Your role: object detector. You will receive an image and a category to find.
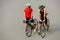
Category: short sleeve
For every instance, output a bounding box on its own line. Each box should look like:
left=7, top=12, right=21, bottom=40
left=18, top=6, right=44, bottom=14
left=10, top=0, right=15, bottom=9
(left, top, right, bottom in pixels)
left=38, top=9, right=40, bottom=12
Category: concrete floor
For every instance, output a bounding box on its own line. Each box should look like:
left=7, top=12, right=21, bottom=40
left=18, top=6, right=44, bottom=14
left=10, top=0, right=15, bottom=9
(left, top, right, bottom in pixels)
left=0, top=0, right=60, bottom=40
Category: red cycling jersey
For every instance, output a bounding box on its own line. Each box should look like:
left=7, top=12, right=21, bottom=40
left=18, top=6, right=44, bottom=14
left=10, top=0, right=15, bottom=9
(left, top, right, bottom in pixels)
left=24, top=7, right=33, bottom=18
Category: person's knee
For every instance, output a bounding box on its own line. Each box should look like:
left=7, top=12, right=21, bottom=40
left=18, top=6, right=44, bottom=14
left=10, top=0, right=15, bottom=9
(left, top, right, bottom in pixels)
left=26, top=23, right=28, bottom=26
left=31, top=23, right=34, bottom=26
left=45, top=22, right=48, bottom=26
left=39, top=22, right=42, bottom=26
left=38, top=23, right=42, bottom=27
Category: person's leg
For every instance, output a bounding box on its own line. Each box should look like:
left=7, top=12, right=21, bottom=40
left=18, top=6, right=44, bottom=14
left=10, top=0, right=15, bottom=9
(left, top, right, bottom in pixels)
left=31, top=19, right=36, bottom=32
left=45, top=19, right=50, bottom=31
left=38, top=21, right=42, bottom=34
left=31, top=23, right=35, bottom=28
left=38, top=23, right=40, bottom=33
left=25, top=19, right=29, bottom=32
left=25, top=23, right=28, bottom=32
left=31, top=22, right=36, bottom=32
left=30, top=19, right=35, bottom=29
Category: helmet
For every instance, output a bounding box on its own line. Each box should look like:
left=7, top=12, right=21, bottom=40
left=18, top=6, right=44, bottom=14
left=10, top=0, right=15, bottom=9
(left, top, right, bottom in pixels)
left=39, top=5, right=45, bottom=9
left=26, top=3, right=31, bottom=6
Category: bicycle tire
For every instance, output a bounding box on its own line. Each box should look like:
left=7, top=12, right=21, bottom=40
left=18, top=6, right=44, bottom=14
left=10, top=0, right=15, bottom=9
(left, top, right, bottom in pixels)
left=34, top=18, right=38, bottom=31
left=40, top=25, right=46, bottom=38
left=47, top=19, right=50, bottom=27
left=26, top=26, right=32, bottom=37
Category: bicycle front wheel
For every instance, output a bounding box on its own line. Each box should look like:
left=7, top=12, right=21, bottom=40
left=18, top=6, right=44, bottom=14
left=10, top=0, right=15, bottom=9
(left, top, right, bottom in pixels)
left=26, top=26, right=32, bottom=37
left=40, top=25, right=46, bottom=38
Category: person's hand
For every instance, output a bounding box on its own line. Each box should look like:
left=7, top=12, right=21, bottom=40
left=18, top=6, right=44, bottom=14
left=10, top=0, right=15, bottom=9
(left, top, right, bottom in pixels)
left=43, top=20, right=45, bottom=22
left=30, top=18, right=32, bottom=20
left=25, top=19, right=26, bottom=21
left=23, top=19, right=26, bottom=23
left=40, top=20, right=42, bottom=22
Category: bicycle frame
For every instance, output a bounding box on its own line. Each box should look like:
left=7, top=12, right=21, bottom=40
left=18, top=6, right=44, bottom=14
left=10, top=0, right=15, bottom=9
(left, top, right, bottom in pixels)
left=42, top=21, right=45, bottom=26
left=40, top=21, right=46, bottom=38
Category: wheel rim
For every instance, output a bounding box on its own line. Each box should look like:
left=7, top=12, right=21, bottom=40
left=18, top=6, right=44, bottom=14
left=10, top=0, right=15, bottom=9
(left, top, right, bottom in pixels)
left=47, top=19, right=50, bottom=26
left=34, top=19, right=38, bottom=30
left=26, top=26, right=32, bottom=37
left=40, top=26, right=46, bottom=38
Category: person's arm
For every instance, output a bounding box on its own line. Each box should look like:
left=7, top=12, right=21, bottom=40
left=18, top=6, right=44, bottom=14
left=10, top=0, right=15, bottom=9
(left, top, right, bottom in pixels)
left=24, top=8, right=26, bottom=19
left=31, top=8, right=33, bottom=19
left=31, top=12, right=33, bottom=19
left=44, top=8, right=47, bottom=20
left=38, top=9, right=41, bottom=20
left=24, top=12, right=25, bottom=19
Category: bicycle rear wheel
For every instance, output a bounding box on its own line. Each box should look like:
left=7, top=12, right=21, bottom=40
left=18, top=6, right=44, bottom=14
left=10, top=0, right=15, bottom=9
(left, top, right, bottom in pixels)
left=26, top=26, right=32, bottom=37
left=47, top=19, right=50, bottom=26
left=34, top=18, right=38, bottom=31
left=40, top=25, right=46, bottom=38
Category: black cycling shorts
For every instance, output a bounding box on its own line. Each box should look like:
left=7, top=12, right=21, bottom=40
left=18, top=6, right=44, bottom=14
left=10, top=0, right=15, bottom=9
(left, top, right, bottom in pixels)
left=40, top=17, right=47, bottom=24
left=26, top=18, right=34, bottom=23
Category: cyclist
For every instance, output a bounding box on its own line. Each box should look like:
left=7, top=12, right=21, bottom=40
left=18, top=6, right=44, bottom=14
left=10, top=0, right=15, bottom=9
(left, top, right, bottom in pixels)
left=24, top=3, right=36, bottom=33
left=38, top=5, right=50, bottom=34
